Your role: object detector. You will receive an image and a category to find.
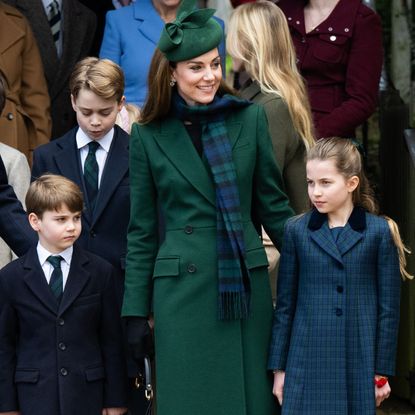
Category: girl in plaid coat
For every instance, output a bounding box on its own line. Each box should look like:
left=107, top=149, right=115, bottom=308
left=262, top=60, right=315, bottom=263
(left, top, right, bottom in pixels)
left=268, top=137, right=412, bottom=414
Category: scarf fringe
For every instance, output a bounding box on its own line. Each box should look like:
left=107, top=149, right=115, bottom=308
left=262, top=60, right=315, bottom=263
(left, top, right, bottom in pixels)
left=218, top=291, right=250, bottom=320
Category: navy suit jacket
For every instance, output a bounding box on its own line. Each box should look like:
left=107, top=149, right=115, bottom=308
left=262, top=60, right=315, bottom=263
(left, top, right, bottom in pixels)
left=0, top=245, right=127, bottom=414
left=31, top=125, right=130, bottom=303
left=0, top=155, right=36, bottom=256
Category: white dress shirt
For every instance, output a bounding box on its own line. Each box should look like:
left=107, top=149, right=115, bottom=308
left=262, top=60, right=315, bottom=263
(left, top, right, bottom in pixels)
left=37, top=243, right=72, bottom=290
left=76, top=127, right=114, bottom=188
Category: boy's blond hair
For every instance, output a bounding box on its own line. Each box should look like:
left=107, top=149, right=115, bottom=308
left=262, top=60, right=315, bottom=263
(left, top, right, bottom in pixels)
left=70, top=57, right=125, bottom=102
left=26, top=174, right=84, bottom=218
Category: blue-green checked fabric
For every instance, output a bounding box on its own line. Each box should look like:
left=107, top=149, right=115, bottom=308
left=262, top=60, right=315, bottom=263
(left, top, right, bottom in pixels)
left=84, top=141, right=100, bottom=210
left=47, top=255, right=63, bottom=302
left=172, top=92, right=252, bottom=320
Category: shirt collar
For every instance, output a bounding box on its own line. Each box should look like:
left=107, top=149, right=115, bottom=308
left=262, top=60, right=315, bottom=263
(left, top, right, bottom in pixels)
left=76, top=127, right=114, bottom=153
left=37, top=242, right=73, bottom=267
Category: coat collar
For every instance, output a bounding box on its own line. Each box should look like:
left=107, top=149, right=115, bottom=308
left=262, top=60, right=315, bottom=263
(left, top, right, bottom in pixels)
left=0, top=3, right=25, bottom=55
left=153, top=113, right=242, bottom=206
left=308, top=206, right=366, bottom=265
left=239, top=79, right=262, bottom=102
left=282, top=0, right=361, bottom=37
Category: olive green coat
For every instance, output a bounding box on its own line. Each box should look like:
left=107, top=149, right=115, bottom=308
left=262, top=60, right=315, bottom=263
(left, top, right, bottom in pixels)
left=122, top=104, right=293, bottom=415
left=240, top=81, right=308, bottom=214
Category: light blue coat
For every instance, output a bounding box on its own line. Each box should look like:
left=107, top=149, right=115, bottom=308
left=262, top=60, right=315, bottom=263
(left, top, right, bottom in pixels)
left=99, top=0, right=226, bottom=107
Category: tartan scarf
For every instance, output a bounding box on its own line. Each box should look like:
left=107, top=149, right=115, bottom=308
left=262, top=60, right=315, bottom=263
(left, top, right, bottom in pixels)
left=172, top=92, right=252, bottom=320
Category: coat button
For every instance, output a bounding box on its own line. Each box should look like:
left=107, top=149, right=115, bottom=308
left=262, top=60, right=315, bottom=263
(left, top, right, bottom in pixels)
left=328, top=27, right=333, bottom=31
left=58, top=342, right=66, bottom=351
left=57, top=318, right=65, bottom=326
left=187, top=264, right=197, bottom=273
left=337, top=286, right=344, bottom=293
left=344, top=28, right=349, bottom=32
left=90, top=229, right=96, bottom=238
left=6, top=112, right=13, bottom=120
left=184, top=225, right=193, bottom=234
left=60, top=368, right=68, bottom=376
left=330, top=35, right=337, bottom=41
left=301, top=37, right=306, bottom=43
left=335, top=308, right=343, bottom=316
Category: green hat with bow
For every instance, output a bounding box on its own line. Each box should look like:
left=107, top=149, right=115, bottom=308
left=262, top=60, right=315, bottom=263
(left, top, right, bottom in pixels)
left=158, top=0, right=223, bottom=62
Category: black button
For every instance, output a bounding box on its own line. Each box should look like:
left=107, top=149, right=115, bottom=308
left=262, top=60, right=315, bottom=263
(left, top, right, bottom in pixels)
left=184, top=225, right=193, bottom=234
left=301, top=37, right=306, bottom=43
left=90, top=230, right=96, bottom=238
left=335, top=308, right=343, bottom=316
left=58, top=318, right=64, bottom=326
left=6, top=112, right=13, bottom=120
left=58, top=342, right=66, bottom=351
left=337, top=286, right=344, bottom=293
left=60, top=368, right=68, bottom=376
left=187, top=264, right=197, bottom=273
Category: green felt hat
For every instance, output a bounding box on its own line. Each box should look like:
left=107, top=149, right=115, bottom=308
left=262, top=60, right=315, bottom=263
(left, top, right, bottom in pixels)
left=158, top=0, right=223, bottom=62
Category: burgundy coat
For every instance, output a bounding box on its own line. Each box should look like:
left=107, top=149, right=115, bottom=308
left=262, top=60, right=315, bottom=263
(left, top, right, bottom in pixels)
left=278, top=0, right=383, bottom=139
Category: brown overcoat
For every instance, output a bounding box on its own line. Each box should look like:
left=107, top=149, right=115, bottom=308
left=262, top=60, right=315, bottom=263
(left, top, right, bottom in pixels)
left=0, top=2, right=51, bottom=159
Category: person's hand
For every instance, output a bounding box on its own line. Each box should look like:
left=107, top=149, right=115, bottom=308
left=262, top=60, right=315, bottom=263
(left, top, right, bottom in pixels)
left=272, top=370, right=285, bottom=405
left=126, top=317, right=154, bottom=362
left=102, top=407, right=128, bottom=415
left=375, top=375, right=391, bottom=407
left=0, top=412, right=21, bottom=415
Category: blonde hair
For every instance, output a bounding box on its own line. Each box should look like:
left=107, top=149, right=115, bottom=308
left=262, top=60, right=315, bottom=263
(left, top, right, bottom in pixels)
left=140, top=48, right=235, bottom=124
left=116, top=103, right=140, bottom=134
left=70, top=57, right=125, bottom=102
left=26, top=174, right=84, bottom=218
left=307, top=137, right=412, bottom=280
left=227, top=1, right=315, bottom=149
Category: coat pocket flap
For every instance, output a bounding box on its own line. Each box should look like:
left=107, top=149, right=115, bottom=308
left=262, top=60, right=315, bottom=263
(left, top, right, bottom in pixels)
left=153, top=257, right=180, bottom=279
left=245, top=248, right=269, bottom=269
left=85, top=366, right=105, bottom=382
left=14, top=369, right=39, bottom=383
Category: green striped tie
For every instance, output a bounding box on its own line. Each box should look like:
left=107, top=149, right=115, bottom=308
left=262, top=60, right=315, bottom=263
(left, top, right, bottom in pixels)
left=84, top=141, right=100, bottom=210
left=47, top=255, right=63, bottom=302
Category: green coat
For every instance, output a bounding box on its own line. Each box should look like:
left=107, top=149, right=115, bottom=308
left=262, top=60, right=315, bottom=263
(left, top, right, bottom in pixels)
left=240, top=80, right=308, bottom=214
left=122, top=103, right=293, bottom=415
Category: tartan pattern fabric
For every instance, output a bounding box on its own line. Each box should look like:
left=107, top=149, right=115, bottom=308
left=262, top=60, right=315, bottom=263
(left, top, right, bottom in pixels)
left=84, top=141, right=100, bottom=211
left=172, top=92, right=252, bottom=320
left=47, top=0, right=61, bottom=50
left=268, top=209, right=401, bottom=414
left=47, top=255, right=63, bottom=302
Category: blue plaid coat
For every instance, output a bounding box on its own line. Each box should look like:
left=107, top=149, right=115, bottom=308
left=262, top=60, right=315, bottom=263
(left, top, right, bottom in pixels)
left=268, top=207, right=401, bottom=414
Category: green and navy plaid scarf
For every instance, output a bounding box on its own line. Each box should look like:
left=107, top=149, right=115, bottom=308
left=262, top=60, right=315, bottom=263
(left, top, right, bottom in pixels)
left=172, top=92, right=252, bottom=320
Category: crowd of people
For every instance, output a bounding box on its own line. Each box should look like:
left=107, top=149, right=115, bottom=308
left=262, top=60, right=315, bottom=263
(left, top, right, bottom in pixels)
left=0, top=1, right=410, bottom=415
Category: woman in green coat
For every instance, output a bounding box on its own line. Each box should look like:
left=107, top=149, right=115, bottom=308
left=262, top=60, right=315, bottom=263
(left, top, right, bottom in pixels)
left=122, top=1, right=294, bottom=414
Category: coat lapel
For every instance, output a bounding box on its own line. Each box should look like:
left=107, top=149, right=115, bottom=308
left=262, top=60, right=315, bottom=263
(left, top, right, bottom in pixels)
left=336, top=223, right=364, bottom=257
left=92, top=128, right=129, bottom=224
left=58, top=247, right=91, bottom=316
left=23, top=247, right=59, bottom=315
left=133, top=0, right=164, bottom=45
left=154, top=116, right=243, bottom=207
left=309, top=222, right=343, bottom=265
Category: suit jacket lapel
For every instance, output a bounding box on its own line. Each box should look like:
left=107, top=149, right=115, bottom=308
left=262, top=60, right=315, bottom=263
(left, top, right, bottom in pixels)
left=309, top=223, right=344, bottom=265
left=23, top=247, right=58, bottom=315
left=93, top=128, right=129, bottom=224
left=59, top=247, right=91, bottom=315
left=53, top=132, right=92, bottom=224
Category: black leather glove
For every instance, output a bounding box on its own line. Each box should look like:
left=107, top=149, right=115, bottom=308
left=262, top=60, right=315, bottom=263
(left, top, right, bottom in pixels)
left=125, top=317, right=154, bottom=361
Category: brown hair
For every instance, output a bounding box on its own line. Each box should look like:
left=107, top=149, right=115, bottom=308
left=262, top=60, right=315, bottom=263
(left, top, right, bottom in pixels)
left=307, top=137, right=413, bottom=280
left=26, top=174, right=84, bottom=218
left=0, top=72, right=6, bottom=115
left=227, top=1, right=315, bottom=149
left=70, top=57, right=125, bottom=102
left=140, top=48, right=235, bottom=124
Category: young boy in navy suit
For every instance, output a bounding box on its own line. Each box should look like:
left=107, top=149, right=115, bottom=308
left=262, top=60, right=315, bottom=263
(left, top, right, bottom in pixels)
left=31, top=57, right=146, bottom=414
left=0, top=174, right=127, bottom=415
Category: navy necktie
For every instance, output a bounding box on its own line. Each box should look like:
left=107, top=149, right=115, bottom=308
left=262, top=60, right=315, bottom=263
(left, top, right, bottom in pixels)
left=47, top=255, right=63, bottom=302
left=84, top=141, right=100, bottom=211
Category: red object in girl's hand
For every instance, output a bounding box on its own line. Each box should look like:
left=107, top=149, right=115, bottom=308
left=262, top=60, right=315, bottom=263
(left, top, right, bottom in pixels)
left=374, top=377, right=388, bottom=388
